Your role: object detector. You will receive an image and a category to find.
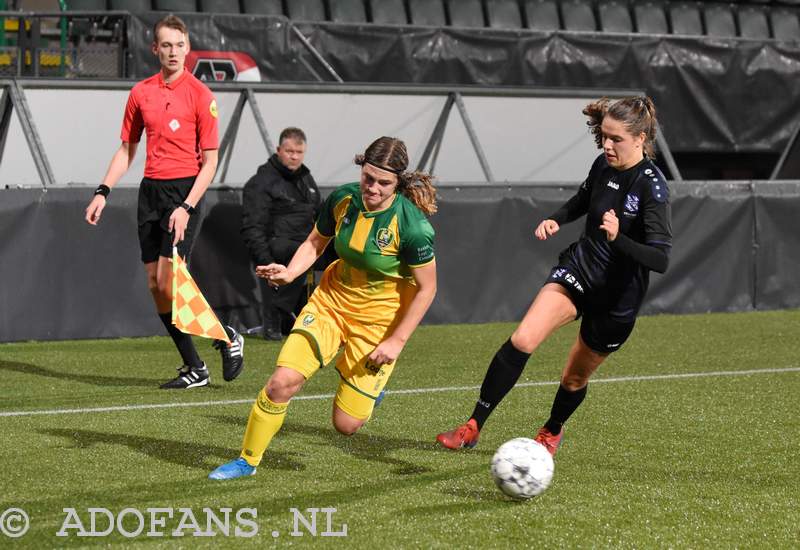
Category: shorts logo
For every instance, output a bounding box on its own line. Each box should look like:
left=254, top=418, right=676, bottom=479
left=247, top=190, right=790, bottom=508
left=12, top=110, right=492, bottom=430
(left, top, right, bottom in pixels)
left=209, top=99, right=218, bottom=118
left=168, top=119, right=180, bottom=132
left=302, top=314, right=315, bottom=327
left=375, top=228, right=394, bottom=249
left=364, top=360, right=383, bottom=375
left=624, top=193, right=640, bottom=215
left=551, top=268, right=584, bottom=293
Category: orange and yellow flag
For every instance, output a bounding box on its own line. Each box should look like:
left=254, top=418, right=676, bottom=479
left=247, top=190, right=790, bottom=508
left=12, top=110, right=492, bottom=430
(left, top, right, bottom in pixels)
left=171, top=248, right=230, bottom=343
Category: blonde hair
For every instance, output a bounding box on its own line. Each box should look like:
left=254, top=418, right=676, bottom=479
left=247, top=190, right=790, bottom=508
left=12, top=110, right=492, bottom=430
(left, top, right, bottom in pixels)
left=354, top=136, right=438, bottom=215
left=584, top=96, right=658, bottom=158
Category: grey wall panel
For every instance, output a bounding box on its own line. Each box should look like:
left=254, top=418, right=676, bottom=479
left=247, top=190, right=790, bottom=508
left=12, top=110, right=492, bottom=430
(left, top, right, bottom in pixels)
left=2, top=87, right=611, bottom=188
left=2, top=183, right=798, bottom=342
left=456, top=96, right=598, bottom=182
left=22, top=89, right=145, bottom=187
left=0, top=111, right=41, bottom=188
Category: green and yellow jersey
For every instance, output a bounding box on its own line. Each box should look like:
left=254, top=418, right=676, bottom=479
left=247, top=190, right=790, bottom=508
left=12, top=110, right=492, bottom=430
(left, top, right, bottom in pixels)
left=314, top=182, right=435, bottom=325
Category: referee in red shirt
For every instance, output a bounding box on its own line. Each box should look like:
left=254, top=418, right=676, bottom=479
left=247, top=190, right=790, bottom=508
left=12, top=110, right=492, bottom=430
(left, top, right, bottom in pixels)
left=85, top=15, right=244, bottom=389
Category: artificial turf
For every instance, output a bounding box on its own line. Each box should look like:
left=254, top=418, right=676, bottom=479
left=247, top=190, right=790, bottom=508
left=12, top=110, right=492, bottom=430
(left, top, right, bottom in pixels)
left=1, top=309, right=798, bottom=548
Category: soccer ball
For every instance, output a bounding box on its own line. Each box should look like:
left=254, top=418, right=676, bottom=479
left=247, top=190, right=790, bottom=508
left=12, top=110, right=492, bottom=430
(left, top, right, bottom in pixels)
left=491, top=437, right=554, bottom=500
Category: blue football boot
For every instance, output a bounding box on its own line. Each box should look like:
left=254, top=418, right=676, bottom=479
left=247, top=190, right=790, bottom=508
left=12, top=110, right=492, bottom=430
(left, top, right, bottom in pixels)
left=208, top=458, right=256, bottom=480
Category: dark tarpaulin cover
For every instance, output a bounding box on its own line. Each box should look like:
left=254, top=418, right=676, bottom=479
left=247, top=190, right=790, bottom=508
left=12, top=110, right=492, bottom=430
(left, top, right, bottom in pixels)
left=2, top=184, right=798, bottom=342
left=126, top=17, right=800, bottom=153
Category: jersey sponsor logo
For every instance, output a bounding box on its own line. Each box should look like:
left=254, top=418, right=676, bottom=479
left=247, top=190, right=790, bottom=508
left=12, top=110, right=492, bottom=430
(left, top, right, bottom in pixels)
left=209, top=99, right=218, bottom=118
left=624, top=193, right=640, bottom=217
left=168, top=118, right=180, bottom=132
left=302, top=313, right=315, bottom=327
left=186, top=51, right=261, bottom=81
left=607, top=180, right=619, bottom=190
left=375, top=227, right=394, bottom=249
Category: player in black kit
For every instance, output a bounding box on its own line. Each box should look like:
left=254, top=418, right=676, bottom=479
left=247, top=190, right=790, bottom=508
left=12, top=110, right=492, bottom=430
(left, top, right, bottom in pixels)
left=437, top=96, right=672, bottom=456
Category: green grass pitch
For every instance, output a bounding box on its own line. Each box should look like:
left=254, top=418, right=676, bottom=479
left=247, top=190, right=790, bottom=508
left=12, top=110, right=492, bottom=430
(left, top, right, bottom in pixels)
left=1, top=310, right=798, bottom=548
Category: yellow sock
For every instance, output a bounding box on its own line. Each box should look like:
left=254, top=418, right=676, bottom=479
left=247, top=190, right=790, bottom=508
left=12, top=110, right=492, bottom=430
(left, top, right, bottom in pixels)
left=240, top=389, right=288, bottom=467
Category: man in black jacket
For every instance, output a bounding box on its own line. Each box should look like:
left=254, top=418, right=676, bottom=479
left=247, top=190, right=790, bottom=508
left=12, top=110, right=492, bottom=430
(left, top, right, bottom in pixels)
left=241, top=127, right=322, bottom=340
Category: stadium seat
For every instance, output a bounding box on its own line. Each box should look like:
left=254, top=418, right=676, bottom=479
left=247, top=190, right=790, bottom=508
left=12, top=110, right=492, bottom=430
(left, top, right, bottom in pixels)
left=199, top=0, right=240, bottom=13
left=560, top=0, right=596, bottom=32
left=634, top=1, right=668, bottom=34
left=737, top=5, right=770, bottom=40
left=486, top=0, right=523, bottom=29
left=286, top=0, right=326, bottom=21
left=153, top=0, right=197, bottom=11
left=241, top=0, right=282, bottom=15
left=408, top=0, right=446, bottom=26
left=770, top=7, right=800, bottom=40
left=329, top=0, right=367, bottom=23
left=66, top=0, right=106, bottom=10
left=668, top=2, right=702, bottom=36
left=369, top=0, right=408, bottom=24
left=523, top=0, right=560, bottom=31
left=445, top=0, right=484, bottom=27
left=109, top=0, right=151, bottom=12
left=598, top=0, right=633, bottom=33
left=703, top=3, right=736, bottom=38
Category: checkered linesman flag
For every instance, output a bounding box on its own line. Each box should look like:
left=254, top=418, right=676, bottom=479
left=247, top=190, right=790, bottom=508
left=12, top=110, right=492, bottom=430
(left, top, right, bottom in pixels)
left=171, top=247, right=230, bottom=343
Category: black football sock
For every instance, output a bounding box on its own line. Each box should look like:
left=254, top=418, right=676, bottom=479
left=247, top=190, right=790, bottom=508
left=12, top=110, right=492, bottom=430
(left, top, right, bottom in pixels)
left=470, top=339, right=531, bottom=430
left=544, top=384, right=588, bottom=435
left=158, top=312, right=203, bottom=370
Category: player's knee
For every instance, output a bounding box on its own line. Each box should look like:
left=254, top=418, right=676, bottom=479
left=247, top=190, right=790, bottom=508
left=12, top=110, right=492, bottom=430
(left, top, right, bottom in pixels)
left=266, top=377, right=301, bottom=402
left=332, top=416, right=363, bottom=436
left=509, top=331, right=538, bottom=354
left=146, top=276, right=159, bottom=295
left=155, top=278, right=171, bottom=300
left=560, top=375, right=588, bottom=391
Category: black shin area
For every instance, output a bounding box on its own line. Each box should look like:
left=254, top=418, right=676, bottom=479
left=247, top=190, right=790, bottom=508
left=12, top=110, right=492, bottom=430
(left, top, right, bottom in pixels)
left=544, top=384, right=588, bottom=435
left=158, top=312, right=203, bottom=369
left=470, top=339, right=531, bottom=429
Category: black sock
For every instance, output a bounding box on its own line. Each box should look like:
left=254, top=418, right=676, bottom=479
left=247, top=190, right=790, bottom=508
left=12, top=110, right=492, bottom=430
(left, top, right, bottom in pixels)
left=470, top=339, right=531, bottom=430
left=158, top=312, right=203, bottom=369
left=544, top=384, right=588, bottom=435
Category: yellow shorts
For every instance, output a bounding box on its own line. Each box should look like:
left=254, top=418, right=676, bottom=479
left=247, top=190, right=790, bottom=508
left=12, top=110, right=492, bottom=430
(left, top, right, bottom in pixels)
left=275, top=300, right=396, bottom=421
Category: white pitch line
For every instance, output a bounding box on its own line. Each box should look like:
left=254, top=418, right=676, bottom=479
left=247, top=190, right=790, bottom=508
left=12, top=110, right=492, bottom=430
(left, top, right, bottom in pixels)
left=1, top=366, right=798, bottom=418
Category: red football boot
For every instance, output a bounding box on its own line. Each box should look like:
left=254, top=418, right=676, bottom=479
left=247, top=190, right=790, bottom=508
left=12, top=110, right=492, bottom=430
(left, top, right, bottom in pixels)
left=534, top=426, right=564, bottom=457
left=436, top=419, right=480, bottom=449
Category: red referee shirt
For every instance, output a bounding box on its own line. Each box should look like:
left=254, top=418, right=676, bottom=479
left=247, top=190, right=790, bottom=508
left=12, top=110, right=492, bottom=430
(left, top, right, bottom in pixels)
left=121, top=70, right=219, bottom=180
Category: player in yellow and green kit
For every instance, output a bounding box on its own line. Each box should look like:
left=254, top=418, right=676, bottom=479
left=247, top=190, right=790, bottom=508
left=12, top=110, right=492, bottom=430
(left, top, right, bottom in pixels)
left=209, top=136, right=438, bottom=480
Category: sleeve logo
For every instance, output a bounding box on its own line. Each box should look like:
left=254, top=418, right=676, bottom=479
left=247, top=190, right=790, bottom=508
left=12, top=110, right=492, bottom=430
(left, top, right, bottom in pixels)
left=209, top=99, right=218, bottom=118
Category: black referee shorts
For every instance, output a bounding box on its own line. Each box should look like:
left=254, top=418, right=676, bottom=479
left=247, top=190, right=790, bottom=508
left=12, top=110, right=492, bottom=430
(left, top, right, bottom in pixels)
left=137, top=176, right=202, bottom=263
left=546, top=264, right=636, bottom=355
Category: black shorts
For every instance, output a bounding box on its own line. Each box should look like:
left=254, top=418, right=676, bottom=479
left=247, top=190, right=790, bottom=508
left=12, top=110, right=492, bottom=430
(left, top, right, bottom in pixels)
left=546, top=265, right=636, bottom=354
left=137, top=176, right=202, bottom=263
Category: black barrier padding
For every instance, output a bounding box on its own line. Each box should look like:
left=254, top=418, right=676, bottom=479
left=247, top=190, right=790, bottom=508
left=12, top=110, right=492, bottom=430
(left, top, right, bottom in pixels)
left=126, top=16, right=800, bottom=154
left=0, top=189, right=161, bottom=342
left=754, top=184, right=800, bottom=310
left=2, top=184, right=800, bottom=342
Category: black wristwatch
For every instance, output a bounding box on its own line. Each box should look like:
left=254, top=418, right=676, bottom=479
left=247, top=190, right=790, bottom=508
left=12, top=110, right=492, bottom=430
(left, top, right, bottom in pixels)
left=180, top=202, right=195, bottom=215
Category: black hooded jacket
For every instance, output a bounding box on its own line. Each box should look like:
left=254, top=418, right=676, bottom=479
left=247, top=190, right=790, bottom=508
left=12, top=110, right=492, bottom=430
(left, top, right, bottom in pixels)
left=241, top=154, right=321, bottom=265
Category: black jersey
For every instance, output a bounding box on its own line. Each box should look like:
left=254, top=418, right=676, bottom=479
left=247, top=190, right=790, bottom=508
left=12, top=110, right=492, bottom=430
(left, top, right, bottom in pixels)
left=548, top=153, right=672, bottom=319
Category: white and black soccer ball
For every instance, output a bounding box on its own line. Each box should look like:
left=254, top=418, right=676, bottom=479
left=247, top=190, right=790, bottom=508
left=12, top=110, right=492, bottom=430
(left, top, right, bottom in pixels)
left=491, top=437, right=554, bottom=500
